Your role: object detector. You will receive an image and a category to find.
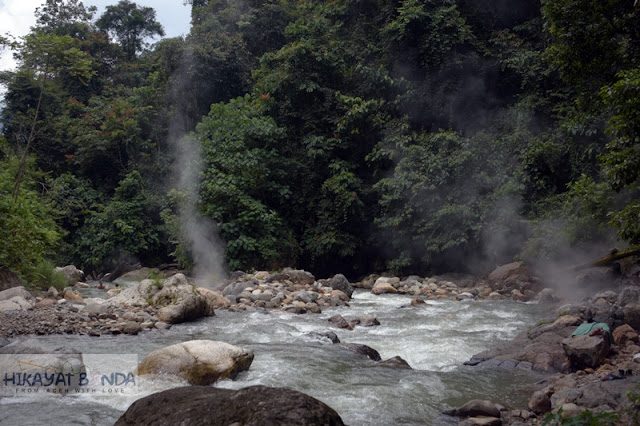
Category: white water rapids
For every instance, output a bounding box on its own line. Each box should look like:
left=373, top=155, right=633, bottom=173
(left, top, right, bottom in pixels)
left=0, top=290, right=552, bottom=425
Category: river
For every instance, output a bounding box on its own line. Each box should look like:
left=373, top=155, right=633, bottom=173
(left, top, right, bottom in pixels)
left=0, top=290, right=552, bottom=425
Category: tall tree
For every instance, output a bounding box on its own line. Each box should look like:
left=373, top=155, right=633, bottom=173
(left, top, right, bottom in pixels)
left=96, top=0, right=164, bottom=61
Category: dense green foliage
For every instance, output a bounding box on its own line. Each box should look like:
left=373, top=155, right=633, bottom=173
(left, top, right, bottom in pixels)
left=1, top=0, right=638, bottom=279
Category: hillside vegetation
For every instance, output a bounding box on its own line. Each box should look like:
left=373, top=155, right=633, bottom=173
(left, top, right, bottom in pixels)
left=1, top=0, right=638, bottom=281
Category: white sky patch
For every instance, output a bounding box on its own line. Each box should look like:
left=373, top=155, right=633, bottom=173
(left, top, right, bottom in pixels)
left=0, top=0, right=44, bottom=71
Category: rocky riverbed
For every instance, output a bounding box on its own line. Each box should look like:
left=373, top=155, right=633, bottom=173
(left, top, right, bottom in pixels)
left=2, top=261, right=640, bottom=424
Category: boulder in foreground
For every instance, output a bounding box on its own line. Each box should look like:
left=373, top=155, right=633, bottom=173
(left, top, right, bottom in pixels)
left=136, top=340, right=254, bottom=385
left=115, top=385, right=345, bottom=426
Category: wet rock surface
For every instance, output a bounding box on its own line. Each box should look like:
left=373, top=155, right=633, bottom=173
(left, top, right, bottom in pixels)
left=115, top=385, right=345, bottom=426
left=136, top=340, right=254, bottom=385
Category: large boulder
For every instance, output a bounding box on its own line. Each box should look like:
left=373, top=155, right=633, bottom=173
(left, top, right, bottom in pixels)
left=0, top=287, right=35, bottom=312
left=115, top=385, right=345, bottom=426
left=0, top=338, right=85, bottom=391
left=197, top=287, right=230, bottom=309
left=562, top=334, right=610, bottom=370
left=0, top=296, right=33, bottom=313
left=136, top=340, right=254, bottom=385
left=465, top=315, right=582, bottom=372
left=54, top=265, right=84, bottom=286
left=371, top=280, right=398, bottom=295
left=329, top=274, right=354, bottom=298
left=487, top=261, right=536, bottom=292
left=110, top=274, right=214, bottom=324
left=551, top=376, right=640, bottom=412
left=0, top=286, right=34, bottom=302
left=283, top=268, right=316, bottom=285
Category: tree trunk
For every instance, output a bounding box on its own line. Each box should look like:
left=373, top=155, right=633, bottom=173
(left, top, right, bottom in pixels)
left=570, top=247, right=640, bottom=271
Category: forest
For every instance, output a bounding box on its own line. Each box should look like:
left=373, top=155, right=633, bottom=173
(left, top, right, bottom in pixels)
left=0, top=0, right=638, bottom=287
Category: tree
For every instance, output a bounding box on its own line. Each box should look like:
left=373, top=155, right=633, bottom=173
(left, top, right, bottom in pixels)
left=0, top=137, right=61, bottom=277
left=74, top=170, right=164, bottom=272
left=195, top=95, right=298, bottom=271
left=34, top=0, right=97, bottom=37
left=6, top=32, right=95, bottom=203
left=96, top=0, right=165, bottom=61
left=600, top=67, right=640, bottom=245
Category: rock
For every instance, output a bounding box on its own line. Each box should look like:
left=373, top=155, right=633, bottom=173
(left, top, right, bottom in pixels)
left=0, top=286, right=34, bottom=302
left=63, top=287, right=83, bottom=302
left=550, top=376, right=640, bottom=412
left=106, top=288, right=121, bottom=297
left=154, top=321, right=170, bottom=330
left=379, top=356, right=412, bottom=369
left=308, top=331, right=340, bottom=344
left=466, top=315, right=582, bottom=373
left=254, top=270, right=270, bottom=280
left=488, top=261, right=533, bottom=292
left=0, top=336, right=9, bottom=349
left=46, top=286, right=58, bottom=298
left=265, top=272, right=290, bottom=283
left=371, top=281, right=398, bottom=295
left=197, top=287, right=230, bottom=309
left=115, top=385, right=345, bottom=426
left=54, top=265, right=84, bottom=286
left=0, top=299, right=26, bottom=313
left=411, top=298, right=426, bottom=306
left=457, top=292, right=475, bottom=301
left=293, top=291, right=319, bottom=304
left=359, top=274, right=378, bottom=289
left=557, top=403, right=582, bottom=419
left=613, top=324, right=639, bottom=345
left=622, top=303, right=640, bottom=332
left=443, top=400, right=501, bottom=418
left=84, top=302, right=109, bottom=317
left=528, top=390, right=551, bottom=414
left=486, top=292, right=503, bottom=300
left=537, top=288, right=557, bottom=303
left=33, top=298, right=56, bottom=309
left=617, top=286, right=640, bottom=307
left=340, top=343, right=381, bottom=361
left=328, top=314, right=352, bottom=329
left=330, top=274, right=354, bottom=298
left=0, top=340, right=85, bottom=388
left=122, top=321, right=141, bottom=335
left=330, top=289, right=350, bottom=302
left=458, top=417, right=502, bottom=426
left=222, top=280, right=257, bottom=299
left=136, top=340, right=254, bottom=385
left=511, top=289, right=528, bottom=302
left=284, top=269, right=316, bottom=285
left=562, top=334, right=610, bottom=370
left=125, top=274, right=214, bottom=324
left=358, top=316, right=380, bottom=327
left=0, top=295, right=34, bottom=312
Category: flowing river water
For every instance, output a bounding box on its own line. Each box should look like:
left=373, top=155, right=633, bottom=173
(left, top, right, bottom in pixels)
left=0, top=290, right=553, bottom=425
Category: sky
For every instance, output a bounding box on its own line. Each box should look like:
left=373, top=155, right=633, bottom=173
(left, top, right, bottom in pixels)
left=0, top=0, right=192, bottom=74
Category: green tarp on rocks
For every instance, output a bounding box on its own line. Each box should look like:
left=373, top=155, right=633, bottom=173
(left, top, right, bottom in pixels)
left=572, top=322, right=613, bottom=344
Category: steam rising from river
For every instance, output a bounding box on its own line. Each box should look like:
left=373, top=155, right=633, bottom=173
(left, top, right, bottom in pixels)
left=168, top=45, right=226, bottom=287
